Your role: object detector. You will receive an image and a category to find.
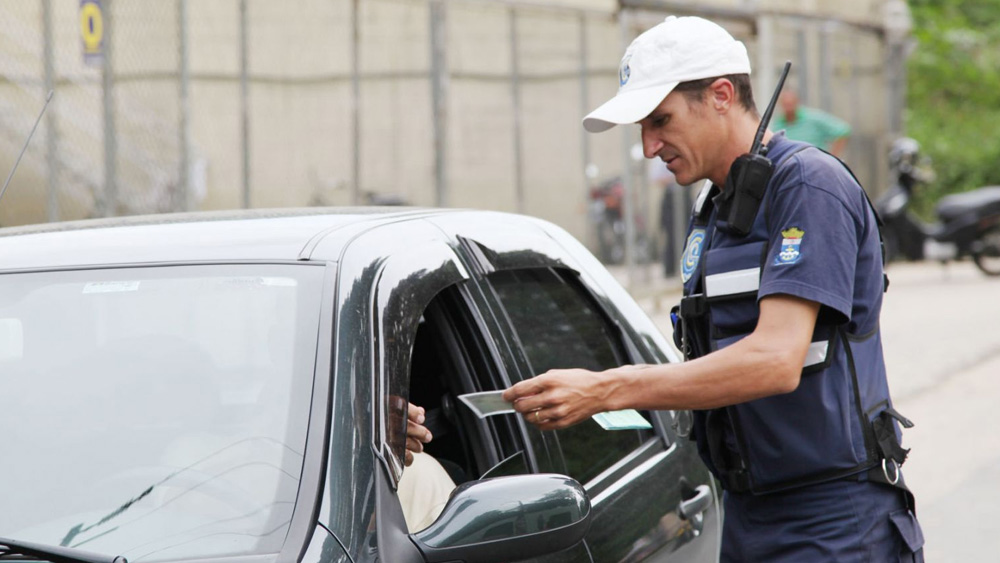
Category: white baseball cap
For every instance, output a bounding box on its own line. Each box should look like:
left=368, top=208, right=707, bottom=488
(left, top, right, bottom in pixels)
left=583, top=16, right=752, bottom=133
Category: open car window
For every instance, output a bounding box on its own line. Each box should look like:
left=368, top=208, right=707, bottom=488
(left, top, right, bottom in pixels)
left=407, top=286, right=529, bottom=484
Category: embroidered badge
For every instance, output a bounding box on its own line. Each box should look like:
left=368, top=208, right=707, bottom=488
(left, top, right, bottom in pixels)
left=774, top=227, right=805, bottom=265
left=681, top=228, right=706, bottom=282
left=619, top=54, right=631, bottom=87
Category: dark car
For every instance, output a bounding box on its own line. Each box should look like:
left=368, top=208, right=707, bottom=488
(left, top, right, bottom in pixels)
left=0, top=208, right=720, bottom=563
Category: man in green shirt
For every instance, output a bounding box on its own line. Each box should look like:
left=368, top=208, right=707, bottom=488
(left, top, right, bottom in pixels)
left=772, top=87, right=851, bottom=158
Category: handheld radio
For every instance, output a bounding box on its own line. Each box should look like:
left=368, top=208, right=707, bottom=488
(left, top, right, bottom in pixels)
left=722, top=62, right=792, bottom=236
left=0, top=90, right=54, bottom=208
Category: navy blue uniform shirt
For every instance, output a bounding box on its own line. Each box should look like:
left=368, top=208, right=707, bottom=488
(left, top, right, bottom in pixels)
left=681, top=132, right=893, bottom=491
left=758, top=133, right=884, bottom=336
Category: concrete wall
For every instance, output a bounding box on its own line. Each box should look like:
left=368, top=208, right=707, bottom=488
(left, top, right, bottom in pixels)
left=0, top=0, right=897, bottom=247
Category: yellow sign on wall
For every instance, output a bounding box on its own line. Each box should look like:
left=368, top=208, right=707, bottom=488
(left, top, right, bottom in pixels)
left=80, top=0, right=104, bottom=67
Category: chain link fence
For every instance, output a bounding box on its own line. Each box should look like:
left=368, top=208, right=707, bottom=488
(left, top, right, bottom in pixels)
left=0, top=0, right=906, bottom=267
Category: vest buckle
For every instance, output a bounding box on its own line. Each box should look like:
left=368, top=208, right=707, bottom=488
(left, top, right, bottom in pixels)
left=679, top=293, right=707, bottom=318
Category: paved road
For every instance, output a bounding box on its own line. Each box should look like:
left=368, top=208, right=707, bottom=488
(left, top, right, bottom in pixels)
left=616, top=259, right=1000, bottom=561
left=880, top=261, right=1000, bottom=562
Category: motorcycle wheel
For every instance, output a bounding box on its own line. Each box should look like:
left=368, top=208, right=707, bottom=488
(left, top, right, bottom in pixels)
left=972, top=224, right=1000, bottom=276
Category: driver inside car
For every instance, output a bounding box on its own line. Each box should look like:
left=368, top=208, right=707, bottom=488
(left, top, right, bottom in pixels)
left=398, top=402, right=456, bottom=532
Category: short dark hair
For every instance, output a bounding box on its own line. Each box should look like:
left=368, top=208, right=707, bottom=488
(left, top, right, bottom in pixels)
left=674, top=74, right=757, bottom=115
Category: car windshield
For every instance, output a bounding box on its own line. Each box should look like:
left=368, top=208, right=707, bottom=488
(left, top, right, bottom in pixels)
left=0, top=264, right=326, bottom=562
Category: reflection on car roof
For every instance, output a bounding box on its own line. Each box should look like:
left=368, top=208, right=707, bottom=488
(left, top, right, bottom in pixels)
left=0, top=207, right=458, bottom=270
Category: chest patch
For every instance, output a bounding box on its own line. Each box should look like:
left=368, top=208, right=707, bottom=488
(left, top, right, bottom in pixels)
left=681, top=228, right=706, bottom=283
left=774, top=227, right=805, bottom=265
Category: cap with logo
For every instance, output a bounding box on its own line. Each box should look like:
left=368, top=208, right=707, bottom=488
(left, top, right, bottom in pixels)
left=582, top=16, right=752, bottom=133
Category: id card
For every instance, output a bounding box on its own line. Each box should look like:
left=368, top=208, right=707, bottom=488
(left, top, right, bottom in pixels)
left=458, top=390, right=515, bottom=418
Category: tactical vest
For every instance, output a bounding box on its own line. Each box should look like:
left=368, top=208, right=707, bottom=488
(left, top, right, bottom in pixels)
left=673, top=142, right=913, bottom=495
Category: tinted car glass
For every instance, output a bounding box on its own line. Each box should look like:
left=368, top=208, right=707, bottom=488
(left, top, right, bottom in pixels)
left=488, top=268, right=649, bottom=484
left=0, top=264, right=324, bottom=562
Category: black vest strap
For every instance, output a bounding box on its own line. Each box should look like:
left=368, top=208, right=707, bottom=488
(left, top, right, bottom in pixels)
left=704, top=410, right=751, bottom=492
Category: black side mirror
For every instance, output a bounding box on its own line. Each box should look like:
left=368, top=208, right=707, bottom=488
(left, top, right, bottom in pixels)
left=411, top=474, right=591, bottom=563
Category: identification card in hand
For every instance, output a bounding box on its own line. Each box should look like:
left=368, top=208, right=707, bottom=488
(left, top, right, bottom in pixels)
left=458, top=390, right=515, bottom=419
left=592, top=409, right=653, bottom=431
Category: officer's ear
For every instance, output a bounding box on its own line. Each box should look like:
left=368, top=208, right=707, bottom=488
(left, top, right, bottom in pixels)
left=707, top=78, right=735, bottom=113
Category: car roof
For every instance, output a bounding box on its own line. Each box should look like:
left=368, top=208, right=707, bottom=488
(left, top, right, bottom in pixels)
left=0, top=207, right=469, bottom=271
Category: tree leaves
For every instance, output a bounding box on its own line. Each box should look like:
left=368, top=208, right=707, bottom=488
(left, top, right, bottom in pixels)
left=906, top=0, right=1000, bottom=216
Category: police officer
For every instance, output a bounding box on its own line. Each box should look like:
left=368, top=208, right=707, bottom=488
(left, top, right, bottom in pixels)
left=502, top=16, right=924, bottom=562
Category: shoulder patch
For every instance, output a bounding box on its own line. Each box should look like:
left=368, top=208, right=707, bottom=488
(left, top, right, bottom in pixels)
left=774, top=227, right=804, bottom=265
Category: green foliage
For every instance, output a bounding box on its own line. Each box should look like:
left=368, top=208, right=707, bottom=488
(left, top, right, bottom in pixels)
left=906, top=0, right=1000, bottom=217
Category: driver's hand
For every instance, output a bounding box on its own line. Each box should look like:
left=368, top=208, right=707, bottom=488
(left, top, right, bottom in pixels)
left=405, top=403, right=433, bottom=466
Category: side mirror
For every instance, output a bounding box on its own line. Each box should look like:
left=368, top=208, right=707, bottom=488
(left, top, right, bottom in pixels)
left=411, top=474, right=591, bottom=563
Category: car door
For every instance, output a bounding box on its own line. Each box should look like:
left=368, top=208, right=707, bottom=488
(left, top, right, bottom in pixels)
left=431, top=211, right=721, bottom=562
left=404, top=281, right=594, bottom=563
left=316, top=217, right=593, bottom=563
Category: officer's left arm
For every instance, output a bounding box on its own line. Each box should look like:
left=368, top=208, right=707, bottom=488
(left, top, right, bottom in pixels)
left=504, top=157, right=860, bottom=430
left=501, top=294, right=819, bottom=429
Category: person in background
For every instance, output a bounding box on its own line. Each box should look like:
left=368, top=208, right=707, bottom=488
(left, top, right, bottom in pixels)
left=772, top=86, right=851, bottom=158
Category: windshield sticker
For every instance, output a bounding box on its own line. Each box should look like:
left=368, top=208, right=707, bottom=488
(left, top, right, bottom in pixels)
left=217, top=277, right=298, bottom=289
left=261, top=277, right=297, bottom=287
left=83, top=281, right=140, bottom=294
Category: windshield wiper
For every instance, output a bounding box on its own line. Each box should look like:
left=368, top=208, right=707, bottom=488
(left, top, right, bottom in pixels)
left=0, top=537, right=126, bottom=563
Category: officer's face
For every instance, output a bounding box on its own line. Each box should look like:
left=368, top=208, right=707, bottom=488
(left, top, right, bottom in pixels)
left=638, top=90, right=721, bottom=186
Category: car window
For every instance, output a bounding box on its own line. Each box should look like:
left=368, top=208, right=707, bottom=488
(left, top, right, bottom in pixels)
left=407, top=286, right=528, bottom=483
left=487, top=268, right=651, bottom=485
left=0, top=264, right=324, bottom=562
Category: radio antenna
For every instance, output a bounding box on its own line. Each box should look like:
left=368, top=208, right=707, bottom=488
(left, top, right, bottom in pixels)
left=0, top=90, right=55, bottom=206
left=750, top=61, right=792, bottom=155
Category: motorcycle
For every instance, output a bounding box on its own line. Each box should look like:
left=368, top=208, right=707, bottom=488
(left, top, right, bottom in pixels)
left=876, top=138, right=1000, bottom=276
left=586, top=165, right=654, bottom=265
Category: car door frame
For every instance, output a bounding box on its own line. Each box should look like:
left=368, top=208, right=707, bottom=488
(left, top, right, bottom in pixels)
left=433, top=211, right=720, bottom=562
left=316, top=219, right=475, bottom=562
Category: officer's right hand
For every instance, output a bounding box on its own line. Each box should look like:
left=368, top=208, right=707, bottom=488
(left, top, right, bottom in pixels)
left=502, top=368, right=614, bottom=431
